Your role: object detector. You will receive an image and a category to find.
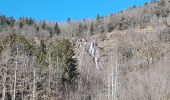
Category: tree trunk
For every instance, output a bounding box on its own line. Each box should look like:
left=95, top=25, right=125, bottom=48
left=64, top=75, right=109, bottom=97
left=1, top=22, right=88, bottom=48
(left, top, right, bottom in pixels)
left=12, top=46, right=18, bottom=100
left=32, top=56, right=36, bottom=100
left=2, top=67, right=7, bottom=100
left=114, top=46, right=118, bottom=100
left=32, top=68, right=36, bottom=100
left=48, top=53, right=51, bottom=97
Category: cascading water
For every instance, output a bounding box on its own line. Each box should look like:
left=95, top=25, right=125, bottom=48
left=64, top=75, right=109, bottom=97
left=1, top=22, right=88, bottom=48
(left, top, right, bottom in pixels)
left=88, top=41, right=100, bottom=69
left=89, top=42, right=95, bottom=57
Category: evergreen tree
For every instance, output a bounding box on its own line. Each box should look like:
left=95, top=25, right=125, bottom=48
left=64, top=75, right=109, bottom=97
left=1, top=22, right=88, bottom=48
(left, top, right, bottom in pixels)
left=107, top=22, right=114, bottom=32
left=28, top=18, right=34, bottom=25
left=90, top=22, right=95, bottom=35
left=53, top=39, right=79, bottom=92
left=36, top=26, right=40, bottom=33
left=78, top=23, right=83, bottom=35
left=36, top=40, right=48, bottom=66
left=67, top=18, right=71, bottom=23
left=96, top=14, right=101, bottom=21
left=41, top=20, right=46, bottom=30
left=47, top=27, right=53, bottom=38
left=96, top=14, right=105, bottom=33
left=19, top=21, right=24, bottom=29
left=49, top=28, right=53, bottom=38
left=54, top=22, right=60, bottom=35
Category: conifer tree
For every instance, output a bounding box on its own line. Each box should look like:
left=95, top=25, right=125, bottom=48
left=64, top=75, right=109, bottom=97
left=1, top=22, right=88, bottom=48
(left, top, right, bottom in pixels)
left=54, top=39, right=79, bottom=92
left=67, top=18, right=71, bottom=23
left=19, top=21, right=24, bottom=29
left=41, top=20, right=46, bottom=30
left=90, top=22, right=95, bottom=35
left=54, top=22, right=60, bottom=35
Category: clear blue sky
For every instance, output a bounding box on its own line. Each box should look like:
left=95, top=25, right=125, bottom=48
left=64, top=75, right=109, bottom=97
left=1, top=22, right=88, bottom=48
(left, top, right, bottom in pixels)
left=0, top=0, right=151, bottom=22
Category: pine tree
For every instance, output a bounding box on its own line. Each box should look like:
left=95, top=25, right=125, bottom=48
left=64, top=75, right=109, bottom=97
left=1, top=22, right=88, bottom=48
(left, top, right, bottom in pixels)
left=41, top=20, right=46, bottom=30
left=54, top=39, right=79, bottom=92
left=78, top=23, right=83, bottom=35
left=28, top=18, right=34, bottom=25
left=67, top=18, right=71, bottom=23
left=96, top=14, right=101, bottom=21
left=90, top=22, right=95, bottom=35
left=36, top=40, right=48, bottom=66
left=36, top=26, right=40, bottom=33
left=47, top=27, right=53, bottom=38
left=107, top=22, right=114, bottom=32
left=19, top=21, right=24, bottom=29
left=54, top=22, right=60, bottom=35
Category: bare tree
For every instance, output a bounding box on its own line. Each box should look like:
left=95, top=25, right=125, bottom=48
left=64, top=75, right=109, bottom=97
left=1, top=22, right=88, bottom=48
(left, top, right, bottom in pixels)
left=1, top=48, right=10, bottom=100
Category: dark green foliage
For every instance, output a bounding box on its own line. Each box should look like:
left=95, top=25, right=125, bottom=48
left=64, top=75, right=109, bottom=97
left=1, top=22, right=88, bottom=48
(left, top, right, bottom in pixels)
left=151, top=0, right=159, bottom=3
left=77, top=24, right=88, bottom=36
left=0, top=15, right=15, bottom=27
left=6, top=17, right=15, bottom=27
left=83, top=18, right=86, bottom=22
left=133, top=5, right=136, bottom=8
left=0, top=15, right=6, bottom=26
left=145, top=2, right=149, bottom=5
left=67, top=18, right=71, bottom=23
left=96, top=14, right=104, bottom=25
left=0, top=44, right=3, bottom=55
left=3, top=33, right=35, bottom=56
left=118, top=16, right=129, bottom=30
left=54, top=22, right=60, bottom=35
left=95, top=14, right=105, bottom=33
left=107, top=22, right=114, bottom=32
left=17, top=17, right=35, bottom=31
left=90, top=22, right=95, bottom=35
left=78, top=23, right=84, bottom=35
left=96, top=14, right=101, bottom=22
left=41, top=20, right=46, bottom=30
left=19, top=21, right=24, bottom=29
left=27, top=18, right=34, bottom=25
left=54, top=39, right=79, bottom=92
left=36, top=40, right=48, bottom=66
left=36, top=26, right=40, bottom=33
left=47, top=27, right=53, bottom=38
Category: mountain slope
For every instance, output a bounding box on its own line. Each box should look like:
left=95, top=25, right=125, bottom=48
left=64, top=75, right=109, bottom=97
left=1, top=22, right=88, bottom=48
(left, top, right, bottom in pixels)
left=0, top=0, right=170, bottom=100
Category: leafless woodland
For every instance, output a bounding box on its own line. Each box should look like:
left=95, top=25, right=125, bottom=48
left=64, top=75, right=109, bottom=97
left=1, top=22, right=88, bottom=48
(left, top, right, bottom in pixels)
left=0, top=0, right=170, bottom=100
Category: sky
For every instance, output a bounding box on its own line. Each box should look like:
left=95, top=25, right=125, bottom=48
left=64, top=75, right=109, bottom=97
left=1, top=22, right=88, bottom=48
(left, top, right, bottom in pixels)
left=0, top=0, right=152, bottom=22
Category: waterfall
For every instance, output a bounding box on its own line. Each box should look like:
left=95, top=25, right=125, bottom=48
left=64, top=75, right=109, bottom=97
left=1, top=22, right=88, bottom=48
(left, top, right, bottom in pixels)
left=89, top=42, right=95, bottom=57
left=95, top=47, right=100, bottom=69
left=88, top=41, right=100, bottom=69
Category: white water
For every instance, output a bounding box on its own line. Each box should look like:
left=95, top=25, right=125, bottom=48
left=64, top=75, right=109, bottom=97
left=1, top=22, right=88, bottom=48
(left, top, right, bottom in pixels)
left=88, top=41, right=100, bottom=69
left=89, top=42, right=95, bottom=57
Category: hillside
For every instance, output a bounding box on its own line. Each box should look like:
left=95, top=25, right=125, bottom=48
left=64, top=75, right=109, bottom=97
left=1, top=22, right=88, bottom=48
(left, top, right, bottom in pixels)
left=0, top=0, right=170, bottom=100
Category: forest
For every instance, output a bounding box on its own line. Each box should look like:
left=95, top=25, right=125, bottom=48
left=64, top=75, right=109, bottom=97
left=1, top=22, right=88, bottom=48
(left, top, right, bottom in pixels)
left=0, top=0, right=170, bottom=100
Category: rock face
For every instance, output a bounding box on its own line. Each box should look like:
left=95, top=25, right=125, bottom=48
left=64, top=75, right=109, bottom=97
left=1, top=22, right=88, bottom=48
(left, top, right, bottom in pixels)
left=88, top=41, right=100, bottom=69
left=75, top=39, right=100, bottom=69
